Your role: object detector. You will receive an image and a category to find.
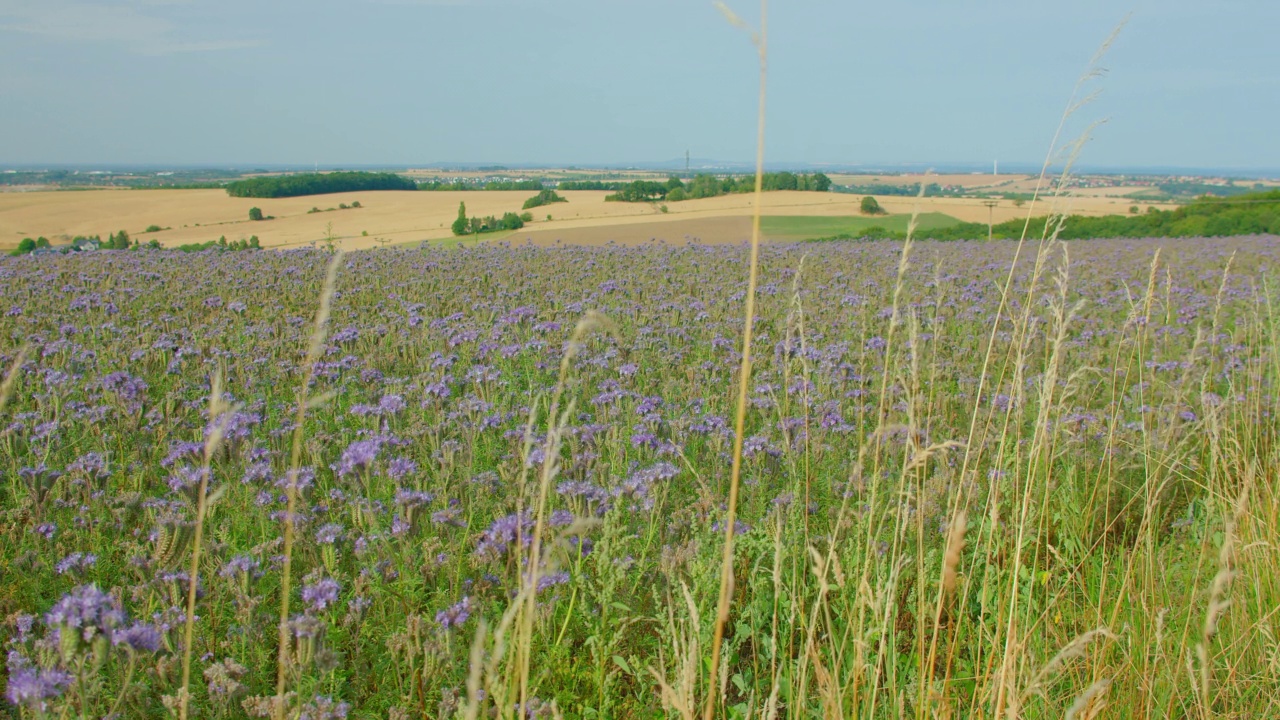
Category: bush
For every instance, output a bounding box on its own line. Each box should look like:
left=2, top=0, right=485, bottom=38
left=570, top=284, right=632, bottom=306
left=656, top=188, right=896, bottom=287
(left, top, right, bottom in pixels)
left=451, top=202, right=468, bottom=236
left=249, top=207, right=264, bottom=221
left=860, top=196, right=885, bottom=215
left=522, top=190, right=568, bottom=210
left=226, top=171, right=415, bottom=198
left=666, top=187, right=688, bottom=202
left=145, top=225, right=163, bottom=233
left=520, top=212, right=534, bottom=223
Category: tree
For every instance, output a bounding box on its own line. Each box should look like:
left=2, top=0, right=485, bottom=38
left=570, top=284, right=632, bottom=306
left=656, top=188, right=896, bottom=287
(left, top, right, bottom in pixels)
left=665, top=176, right=685, bottom=191
left=452, top=202, right=468, bottom=236
left=860, top=196, right=885, bottom=215
left=249, top=207, right=264, bottom=221
left=666, top=187, right=688, bottom=202
left=811, top=173, right=832, bottom=192
left=12, top=237, right=35, bottom=256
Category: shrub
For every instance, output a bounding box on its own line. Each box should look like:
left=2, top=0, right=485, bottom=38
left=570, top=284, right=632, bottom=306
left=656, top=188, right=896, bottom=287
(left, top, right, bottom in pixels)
left=249, top=207, right=264, bottom=221
left=860, top=196, right=885, bottom=215
left=522, top=190, right=568, bottom=210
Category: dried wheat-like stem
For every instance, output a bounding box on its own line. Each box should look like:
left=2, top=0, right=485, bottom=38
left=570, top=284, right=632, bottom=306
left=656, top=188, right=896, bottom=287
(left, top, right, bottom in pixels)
left=274, top=252, right=344, bottom=720
left=0, top=344, right=29, bottom=415
left=704, top=2, right=767, bottom=719
left=517, top=310, right=616, bottom=716
left=178, top=367, right=235, bottom=720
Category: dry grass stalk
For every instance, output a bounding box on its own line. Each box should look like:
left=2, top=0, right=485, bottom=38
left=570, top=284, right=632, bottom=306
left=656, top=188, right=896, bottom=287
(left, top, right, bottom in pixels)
left=704, top=3, right=768, bottom=719
left=942, top=510, right=968, bottom=595
left=517, top=310, right=616, bottom=715
left=1064, top=677, right=1113, bottom=720
left=0, top=344, right=28, bottom=415
left=274, top=251, right=344, bottom=719
left=178, top=367, right=237, bottom=719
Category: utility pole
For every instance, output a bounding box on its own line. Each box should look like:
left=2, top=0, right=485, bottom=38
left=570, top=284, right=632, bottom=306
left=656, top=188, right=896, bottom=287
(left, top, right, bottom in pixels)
left=685, top=149, right=690, bottom=174
left=982, top=199, right=998, bottom=241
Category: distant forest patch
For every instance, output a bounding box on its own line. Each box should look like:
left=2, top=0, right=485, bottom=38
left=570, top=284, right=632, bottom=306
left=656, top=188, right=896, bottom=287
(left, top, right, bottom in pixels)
left=596, top=172, right=832, bottom=203
left=809, top=190, right=1280, bottom=241
left=225, top=172, right=415, bottom=198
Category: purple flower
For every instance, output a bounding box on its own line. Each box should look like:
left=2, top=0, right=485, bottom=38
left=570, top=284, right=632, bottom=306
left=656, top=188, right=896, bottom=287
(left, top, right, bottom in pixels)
left=315, top=523, right=344, bottom=545
left=54, top=552, right=97, bottom=576
left=301, top=578, right=340, bottom=612
left=5, top=652, right=72, bottom=712
left=535, top=572, right=570, bottom=593
left=113, top=623, right=162, bottom=653
left=298, top=694, right=351, bottom=720
left=475, top=513, right=534, bottom=558
left=387, top=457, right=418, bottom=480
left=378, top=394, right=406, bottom=415
left=394, top=488, right=434, bottom=509
left=436, top=596, right=472, bottom=630
left=44, top=584, right=126, bottom=647
left=335, top=439, right=381, bottom=477
left=219, top=555, right=260, bottom=579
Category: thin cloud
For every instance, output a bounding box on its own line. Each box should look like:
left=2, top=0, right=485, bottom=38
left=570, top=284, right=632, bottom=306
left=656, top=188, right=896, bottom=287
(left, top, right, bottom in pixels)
left=0, top=0, right=259, bottom=55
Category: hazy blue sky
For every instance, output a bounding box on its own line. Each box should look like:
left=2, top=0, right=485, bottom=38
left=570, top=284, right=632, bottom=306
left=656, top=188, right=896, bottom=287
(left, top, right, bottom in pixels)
left=1, top=0, right=1276, bottom=171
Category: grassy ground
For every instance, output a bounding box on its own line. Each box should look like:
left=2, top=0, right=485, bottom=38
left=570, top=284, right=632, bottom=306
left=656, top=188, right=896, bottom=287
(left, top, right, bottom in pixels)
left=760, top=212, right=962, bottom=239
left=1, top=236, right=1277, bottom=719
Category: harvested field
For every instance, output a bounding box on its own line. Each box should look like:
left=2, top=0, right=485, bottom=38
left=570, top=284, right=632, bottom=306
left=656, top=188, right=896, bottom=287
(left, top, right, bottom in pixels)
left=0, top=187, right=1179, bottom=251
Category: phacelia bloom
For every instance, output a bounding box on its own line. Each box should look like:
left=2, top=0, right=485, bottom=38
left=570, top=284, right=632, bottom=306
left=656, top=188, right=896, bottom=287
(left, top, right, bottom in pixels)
left=378, top=394, right=406, bottom=415
left=436, top=596, right=472, bottom=630
left=535, top=572, right=570, bottom=593
left=5, top=652, right=73, bottom=712
left=394, top=488, right=434, bottom=509
left=68, top=452, right=110, bottom=480
left=298, top=694, right=351, bottom=720
left=314, top=523, right=344, bottom=545
left=219, top=555, right=260, bottom=579
left=113, top=622, right=162, bottom=653
left=54, top=552, right=97, bottom=576
left=387, top=457, right=418, bottom=480
left=475, top=513, right=534, bottom=558
left=301, top=578, right=341, bottom=612
left=335, top=439, right=381, bottom=477
left=44, top=584, right=126, bottom=646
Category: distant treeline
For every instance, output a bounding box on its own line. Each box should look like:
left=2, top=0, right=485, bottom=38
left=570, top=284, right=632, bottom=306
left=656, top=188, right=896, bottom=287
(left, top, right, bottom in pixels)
left=832, top=182, right=962, bottom=197
left=557, top=180, right=627, bottom=191
left=810, top=190, right=1280, bottom=241
left=1146, top=181, right=1267, bottom=200
left=599, top=172, right=832, bottom=203
left=225, top=172, right=416, bottom=198
left=418, top=179, right=545, bottom=191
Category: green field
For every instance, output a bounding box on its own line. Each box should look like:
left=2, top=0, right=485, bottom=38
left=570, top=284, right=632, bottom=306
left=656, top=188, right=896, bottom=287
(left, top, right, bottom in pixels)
left=761, top=212, right=962, bottom=239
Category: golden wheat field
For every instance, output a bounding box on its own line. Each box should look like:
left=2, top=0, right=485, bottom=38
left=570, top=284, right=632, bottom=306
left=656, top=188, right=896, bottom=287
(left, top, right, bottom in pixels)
left=0, top=187, right=1176, bottom=251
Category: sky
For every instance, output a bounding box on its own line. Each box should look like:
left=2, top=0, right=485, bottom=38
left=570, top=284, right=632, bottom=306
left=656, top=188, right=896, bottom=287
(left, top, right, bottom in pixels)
left=1, top=0, right=1277, bottom=172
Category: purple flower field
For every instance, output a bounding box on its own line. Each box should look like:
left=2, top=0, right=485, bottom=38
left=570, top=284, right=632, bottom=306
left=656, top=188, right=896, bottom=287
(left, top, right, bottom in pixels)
left=2, top=237, right=1278, bottom=717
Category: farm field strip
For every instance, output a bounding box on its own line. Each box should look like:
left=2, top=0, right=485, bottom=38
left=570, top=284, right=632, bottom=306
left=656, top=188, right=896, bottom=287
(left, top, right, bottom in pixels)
left=0, top=188, right=1178, bottom=251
